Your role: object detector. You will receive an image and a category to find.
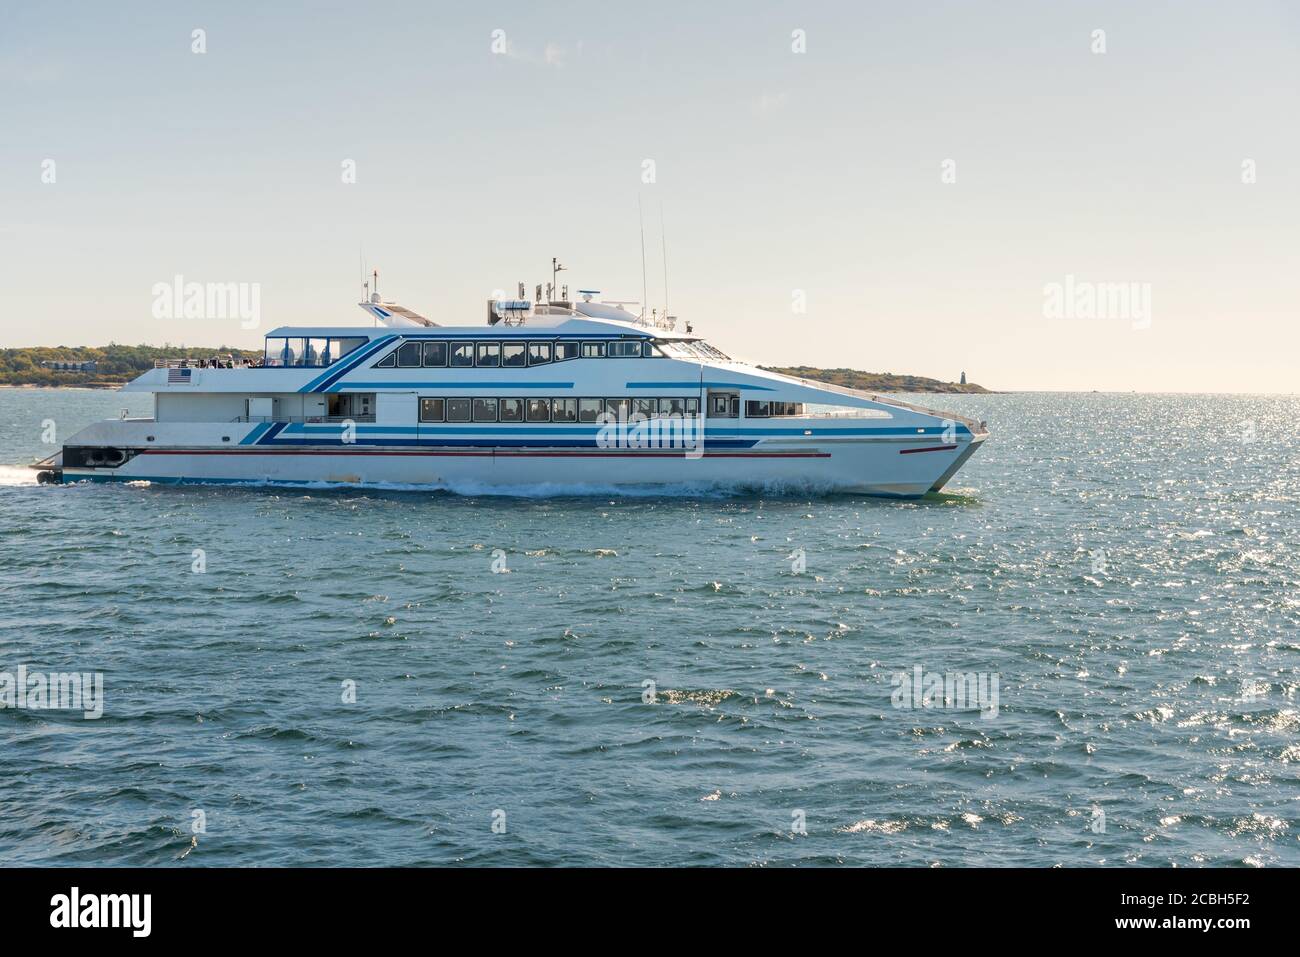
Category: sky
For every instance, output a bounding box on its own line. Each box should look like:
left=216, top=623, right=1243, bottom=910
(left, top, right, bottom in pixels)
left=2, top=0, right=1297, bottom=392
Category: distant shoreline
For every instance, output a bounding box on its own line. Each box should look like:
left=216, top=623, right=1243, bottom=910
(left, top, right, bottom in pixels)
left=0, top=345, right=994, bottom=394
left=761, top=366, right=993, bottom=394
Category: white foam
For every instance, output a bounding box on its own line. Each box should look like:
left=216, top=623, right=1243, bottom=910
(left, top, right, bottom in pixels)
left=0, top=465, right=39, bottom=486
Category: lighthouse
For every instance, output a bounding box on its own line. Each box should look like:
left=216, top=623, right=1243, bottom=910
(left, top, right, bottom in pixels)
left=960, top=371, right=967, bottom=385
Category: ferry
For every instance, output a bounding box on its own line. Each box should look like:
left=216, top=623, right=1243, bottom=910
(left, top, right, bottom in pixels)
left=35, top=271, right=988, bottom=496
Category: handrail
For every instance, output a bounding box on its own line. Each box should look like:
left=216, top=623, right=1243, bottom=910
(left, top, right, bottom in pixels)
left=154, top=358, right=258, bottom=369
left=231, top=415, right=377, bottom=424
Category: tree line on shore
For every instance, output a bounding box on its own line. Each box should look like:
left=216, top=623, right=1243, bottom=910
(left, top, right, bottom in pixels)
left=0, top=344, right=262, bottom=386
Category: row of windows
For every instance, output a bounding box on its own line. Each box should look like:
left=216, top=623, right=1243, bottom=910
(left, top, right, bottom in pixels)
left=265, top=336, right=368, bottom=368
left=746, top=400, right=806, bottom=417
left=418, top=396, right=701, bottom=424
left=707, top=396, right=807, bottom=418
left=378, top=339, right=650, bottom=369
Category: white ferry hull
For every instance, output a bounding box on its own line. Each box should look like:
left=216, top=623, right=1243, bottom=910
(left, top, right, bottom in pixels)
left=58, top=436, right=984, bottom=497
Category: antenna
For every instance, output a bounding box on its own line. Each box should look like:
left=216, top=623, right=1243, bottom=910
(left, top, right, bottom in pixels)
left=638, top=194, right=648, bottom=321
left=551, top=257, right=566, bottom=301
left=659, top=201, right=670, bottom=324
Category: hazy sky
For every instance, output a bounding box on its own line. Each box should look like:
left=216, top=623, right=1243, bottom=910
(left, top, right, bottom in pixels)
left=3, top=1, right=1297, bottom=391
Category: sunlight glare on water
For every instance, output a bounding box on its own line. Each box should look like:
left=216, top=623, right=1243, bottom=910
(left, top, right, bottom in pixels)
left=0, top=388, right=1297, bottom=866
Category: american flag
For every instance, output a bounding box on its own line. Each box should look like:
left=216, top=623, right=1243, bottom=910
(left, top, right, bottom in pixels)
left=167, top=368, right=192, bottom=384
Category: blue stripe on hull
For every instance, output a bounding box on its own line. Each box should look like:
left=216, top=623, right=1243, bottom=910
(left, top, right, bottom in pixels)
left=255, top=437, right=760, bottom=449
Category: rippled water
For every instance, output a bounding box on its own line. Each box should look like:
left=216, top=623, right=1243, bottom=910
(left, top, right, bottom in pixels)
left=1, top=387, right=1297, bottom=866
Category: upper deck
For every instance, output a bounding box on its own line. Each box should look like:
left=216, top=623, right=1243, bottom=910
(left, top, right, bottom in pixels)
left=122, top=286, right=986, bottom=434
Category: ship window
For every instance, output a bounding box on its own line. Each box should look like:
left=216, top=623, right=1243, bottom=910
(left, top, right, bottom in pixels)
left=747, top=401, right=804, bottom=417
left=419, top=398, right=445, bottom=422
left=423, top=342, right=448, bottom=367
left=555, top=342, right=580, bottom=361
left=374, top=350, right=397, bottom=368
left=660, top=397, right=686, bottom=416
left=304, top=338, right=329, bottom=366
left=449, top=343, right=475, bottom=367
left=473, top=397, right=498, bottom=422
left=528, top=342, right=553, bottom=365
left=581, top=341, right=605, bottom=358
left=552, top=398, right=577, bottom=422
left=501, top=343, right=526, bottom=367
left=605, top=398, right=631, bottom=419
left=446, top=398, right=471, bottom=422
left=578, top=398, right=604, bottom=422
left=331, top=337, right=367, bottom=362
left=632, top=398, right=657, bottom=418
left=278, top=338, right=304, bottom=366
left=684, top=398, right=699, bottom=416
left=642, top=341, right=656, bottom=357
left=477, top=342, right=501, bottom=367
left=499, top=398, right=524, bottom=422
left=397, top=342, right=423, bottom=368
left=710, top=394, right=738, bottom=418
left=526, top=398, right=551, bottom=422
left=608, top=341, right=642, bottom=358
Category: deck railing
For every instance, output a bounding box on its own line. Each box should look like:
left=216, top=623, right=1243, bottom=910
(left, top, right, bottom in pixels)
left=231, top=415, right=376, bottom=424
left=154, top=358, right=260, bottom=369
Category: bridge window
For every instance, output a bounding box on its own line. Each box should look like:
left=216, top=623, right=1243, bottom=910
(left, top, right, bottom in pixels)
left=278, top=336, right=374, bottom=368
left=419, top=398, right=444, bottom=422
left=555, top=342, right=580, bottom=361
left=423, top=342, right=447, bottom=367
left=528, top=342, right=553, bottom=365
left=581, top=341, right=605, bottom=358
left=526, top=398, right=551, bottom=422
left=578, top=398, right=604, bottom=422
left=552, top=398, right=577, bottom=422
left=397, top=342, right=423, bottom=367
left=608, top=341, right=642, bottom=358
left=446, top=398, right=471, bottom=422
left=502, top=343, right=526, bottom=367
left=477, top=342, right=501, bottom=367
left=304, top=338, right=329, bottom=366
left=499, top=398, right=524, bottom=422
left=332, top=337, right=367, bottom=361
left=473, top=397, right=498, bottom=422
